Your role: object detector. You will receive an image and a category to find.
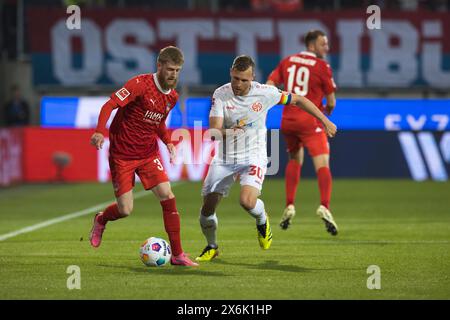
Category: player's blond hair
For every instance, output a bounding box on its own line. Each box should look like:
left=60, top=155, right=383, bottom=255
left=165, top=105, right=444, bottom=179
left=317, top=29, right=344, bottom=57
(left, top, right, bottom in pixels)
left=157, top=46, right=184, bottom=65
left=231, top=55, right=255, bottom=74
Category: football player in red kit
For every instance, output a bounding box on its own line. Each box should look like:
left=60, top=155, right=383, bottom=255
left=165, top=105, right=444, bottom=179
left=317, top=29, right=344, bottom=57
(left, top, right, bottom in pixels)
left=89, top=46, right=198, bottom=266
left=267, top=30, right=339, bottom=235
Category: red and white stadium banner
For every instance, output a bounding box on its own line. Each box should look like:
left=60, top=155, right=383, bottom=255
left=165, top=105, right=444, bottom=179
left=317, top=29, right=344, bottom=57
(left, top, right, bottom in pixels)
left=2, top=127, right=448, bottom=184
left=22, top=127, right=97, bottom=182
left=20, top=127, right=212, bottom=183
left=0, top=128, right=23, bottom=187
left=27, top=9, right=450, bottom=88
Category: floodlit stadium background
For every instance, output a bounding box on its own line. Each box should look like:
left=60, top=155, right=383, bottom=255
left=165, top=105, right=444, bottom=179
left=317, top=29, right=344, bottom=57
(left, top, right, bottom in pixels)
left=1, top=0, right=449, bottom=185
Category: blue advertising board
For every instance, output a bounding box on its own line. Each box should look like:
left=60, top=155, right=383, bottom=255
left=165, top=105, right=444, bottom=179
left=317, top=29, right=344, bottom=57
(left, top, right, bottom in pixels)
left=183, top=98, right=450, bottom=131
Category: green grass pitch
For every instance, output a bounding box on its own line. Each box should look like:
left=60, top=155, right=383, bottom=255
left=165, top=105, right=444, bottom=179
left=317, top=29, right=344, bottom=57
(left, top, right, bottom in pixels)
left=0, top=179, right=449, bottom=299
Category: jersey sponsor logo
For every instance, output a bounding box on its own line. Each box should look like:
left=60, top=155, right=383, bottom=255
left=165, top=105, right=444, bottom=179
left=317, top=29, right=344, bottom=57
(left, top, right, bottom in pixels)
left=115, top=88, right=130, bottom=101
left=237, top=117, right=248, bottom=127
left=226, top=105, right=236, bottom=110
left=143, top=110, right=164, bottom=124
left=252, top=102, right=263, bottom=112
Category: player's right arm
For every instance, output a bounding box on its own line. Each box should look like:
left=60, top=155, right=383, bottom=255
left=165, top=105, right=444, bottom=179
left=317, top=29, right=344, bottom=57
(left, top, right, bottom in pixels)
left=325, top=92, right=336, bottom=115
left=209, top=90, right=225, bottom=137
left=90, top=99, right=119, bottom=150
left=209, top=116, right=245, bottom=138
left=208, top=90, right=244, bottom=139
left=209, top=116, right=224, bottom=133
left=90, top=76, right=144, bottom=150
left=322, top=63, right=337, bottom=115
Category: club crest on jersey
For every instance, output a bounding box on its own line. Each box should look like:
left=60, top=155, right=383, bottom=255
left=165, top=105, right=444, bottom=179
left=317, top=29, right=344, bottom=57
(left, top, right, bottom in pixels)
left=251, top=102, right=262, bottom=112
left=165, top=103, right=172, bottom=113
left=115, top=88, right=130, bottom=101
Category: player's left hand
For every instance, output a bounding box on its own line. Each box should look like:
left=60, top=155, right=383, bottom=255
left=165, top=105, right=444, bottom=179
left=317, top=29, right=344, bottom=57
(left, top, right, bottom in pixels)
left=167, top=143, right=176, bottom=163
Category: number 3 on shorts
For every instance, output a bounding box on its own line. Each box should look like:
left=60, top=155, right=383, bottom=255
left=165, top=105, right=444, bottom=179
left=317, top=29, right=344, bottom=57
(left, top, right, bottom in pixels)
left=249, top=165, right=263, bottom=179
left=154, top=158, right=164, bottom=171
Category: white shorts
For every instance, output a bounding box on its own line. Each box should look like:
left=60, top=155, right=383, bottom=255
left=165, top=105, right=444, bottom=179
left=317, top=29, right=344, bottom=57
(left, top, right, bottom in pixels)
left=201, top=162, right=267, bottom=197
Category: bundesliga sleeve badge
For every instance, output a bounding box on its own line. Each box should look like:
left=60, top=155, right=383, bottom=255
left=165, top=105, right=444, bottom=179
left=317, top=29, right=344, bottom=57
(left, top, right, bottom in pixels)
left=115, top=87, right=131, bottom=101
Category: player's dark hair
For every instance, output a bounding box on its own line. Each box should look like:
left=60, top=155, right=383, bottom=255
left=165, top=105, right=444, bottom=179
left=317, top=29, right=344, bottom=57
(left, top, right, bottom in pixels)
left=304, top=30, right=326, bottom=47
left=157, top=46, right=184, bottom=65
left=231, top=55, right=255, bottom=73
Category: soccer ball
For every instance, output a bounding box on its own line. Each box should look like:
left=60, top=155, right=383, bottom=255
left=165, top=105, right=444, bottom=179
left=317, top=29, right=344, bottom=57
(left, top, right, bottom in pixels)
left=139, top=237, right=171, bottom=267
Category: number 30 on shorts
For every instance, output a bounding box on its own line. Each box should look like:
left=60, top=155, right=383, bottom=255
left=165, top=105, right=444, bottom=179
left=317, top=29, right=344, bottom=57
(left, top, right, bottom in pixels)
left=153, top=158, right=164, bottom=171
left=248, top=165, right=263, bottom=179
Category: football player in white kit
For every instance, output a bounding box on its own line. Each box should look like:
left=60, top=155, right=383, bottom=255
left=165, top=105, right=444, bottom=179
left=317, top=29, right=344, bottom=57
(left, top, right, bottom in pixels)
left=196, top=55, right=337, bottom=261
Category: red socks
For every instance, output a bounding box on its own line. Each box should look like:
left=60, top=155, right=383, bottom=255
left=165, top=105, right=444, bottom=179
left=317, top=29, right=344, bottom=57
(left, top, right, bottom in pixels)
left=285, top=159, right=301, bottom=206
left=285, top=161, right=332, bottom=209
left=97, top=199, right=184, bottom=256
left=97, top=203, right=122, bottom=225
left=160, top=198, right=183, bottom=256
left=317, top=167, right=332, bottom=209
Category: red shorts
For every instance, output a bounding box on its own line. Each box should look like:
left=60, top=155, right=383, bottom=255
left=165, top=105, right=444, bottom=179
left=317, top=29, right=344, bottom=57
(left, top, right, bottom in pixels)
left=109, top=155, right=169, bottom=197
left=282, top=128, right=329, bottom=157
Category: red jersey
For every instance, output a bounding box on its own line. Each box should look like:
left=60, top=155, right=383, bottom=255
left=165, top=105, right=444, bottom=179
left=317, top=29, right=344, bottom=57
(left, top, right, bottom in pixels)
left=108, top=73, right=178, bottom=160
left=268, top=51, right=336, bottom=134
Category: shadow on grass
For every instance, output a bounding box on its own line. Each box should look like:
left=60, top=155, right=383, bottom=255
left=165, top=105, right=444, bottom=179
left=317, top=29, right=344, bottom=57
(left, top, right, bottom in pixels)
left=212, top=259, right=313, bottom=273
left=97, top=264, right=230, bottom=277
left=213, top=259, right=364, bottom=273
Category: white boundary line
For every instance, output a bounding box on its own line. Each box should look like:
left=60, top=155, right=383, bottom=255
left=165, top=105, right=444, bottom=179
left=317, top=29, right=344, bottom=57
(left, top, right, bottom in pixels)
left=0, top=183, right=183, bottom=242
left=274, top=239, right=450, bottom=245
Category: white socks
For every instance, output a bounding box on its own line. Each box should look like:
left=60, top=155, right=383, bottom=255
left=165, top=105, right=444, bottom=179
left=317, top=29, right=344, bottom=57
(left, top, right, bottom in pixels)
left=247, top=199, right=267, bottom=226
left=200, top=199, right=266, bottom=248
left=199, top=213, right=218, bottom=248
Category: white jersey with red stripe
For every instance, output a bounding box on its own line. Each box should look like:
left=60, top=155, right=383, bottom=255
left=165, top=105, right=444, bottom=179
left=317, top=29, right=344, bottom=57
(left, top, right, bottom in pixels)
left=210, top=81, right=290, bottom=165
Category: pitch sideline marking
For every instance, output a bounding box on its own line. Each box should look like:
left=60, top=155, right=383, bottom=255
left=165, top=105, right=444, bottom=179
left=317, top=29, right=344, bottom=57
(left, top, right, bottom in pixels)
left=0, top=183, right=183, bottom=242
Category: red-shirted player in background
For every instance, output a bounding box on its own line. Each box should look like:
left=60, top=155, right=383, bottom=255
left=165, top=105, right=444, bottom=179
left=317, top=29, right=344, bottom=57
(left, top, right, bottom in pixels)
left=267, top=30, right=339, bottom=235
left=89, top=46, right=198, bottom=266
